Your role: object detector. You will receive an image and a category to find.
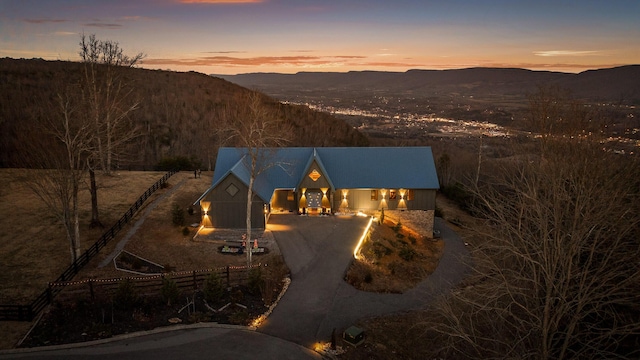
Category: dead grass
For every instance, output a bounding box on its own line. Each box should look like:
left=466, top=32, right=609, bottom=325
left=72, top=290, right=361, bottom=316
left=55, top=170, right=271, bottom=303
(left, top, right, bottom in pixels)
left=0, top=169, right=175, bottom=304
left=346, top=218, right=444, bottom=293
left=0, top=170, right=210, bottom=349
left=78, top=171, right=255, bottom=283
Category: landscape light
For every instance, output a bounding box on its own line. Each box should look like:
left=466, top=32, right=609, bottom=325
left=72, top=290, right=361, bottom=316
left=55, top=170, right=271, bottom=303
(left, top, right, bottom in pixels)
left=353, top=216, right=373, bottom=260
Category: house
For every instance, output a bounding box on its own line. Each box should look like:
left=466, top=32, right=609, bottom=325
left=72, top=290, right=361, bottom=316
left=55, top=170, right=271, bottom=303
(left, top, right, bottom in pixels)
left=195, top=147, right=439, bottom=234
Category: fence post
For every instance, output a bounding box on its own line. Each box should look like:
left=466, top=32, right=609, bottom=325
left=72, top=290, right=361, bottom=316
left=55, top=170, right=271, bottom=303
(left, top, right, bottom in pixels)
left=193, top=271, right=197, bottom=290
left=226, top=266, right=230, bottom=288
left=89, top=280, right=95, bottom=301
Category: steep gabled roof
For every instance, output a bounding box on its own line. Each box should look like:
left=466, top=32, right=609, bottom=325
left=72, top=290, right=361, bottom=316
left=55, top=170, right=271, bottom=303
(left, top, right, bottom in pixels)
left=196, top=147, right=439, bottom=205
left=301, top=148, right=336, bottom=190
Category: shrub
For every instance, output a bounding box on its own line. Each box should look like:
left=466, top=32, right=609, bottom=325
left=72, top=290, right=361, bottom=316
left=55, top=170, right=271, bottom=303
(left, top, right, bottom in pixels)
left=230, top=289, right=244, bottom=304
left=182, top=226, right=190, bottom=236
left=434, top=205, right=444, bottom=218
left=260, top=255, right=289, bottom=305
left=364, top=271, right=373, bottom=283
left=392, top=221, right=402, bottom=233
left=171, top=203, right=185, bottom=226
left=187, top=206, right=194, bottom=215
left=441, top=182, right=473, bottom=211
left=372, top=242, right=393, bottom=259
left=399, top=247, right=417, bottom=261
left=155, top=155, right=202, bottom=171
left=113, top=279, right=139, bottom=310
left=247, top=267, right=264, bottom=295
left=346, top=261, right=374, bottom=288
left=408, top=236, right=417, bottom=245
left=228, top=309, right=249, bottom=325
left=160, top=277, right=180, bottom=306
left=387, top=261, right=399, bottom=275
left=203, top=271, right=225, bottom=303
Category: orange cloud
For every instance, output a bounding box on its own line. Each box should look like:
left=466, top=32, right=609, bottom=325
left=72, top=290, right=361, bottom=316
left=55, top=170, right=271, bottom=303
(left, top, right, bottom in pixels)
left=83, top=22, right=122, bottom=28
left=144, top=55, right=420, bottom=71
left=534, top=50, right=602, bottom=57
left=145, top=55, right=324, bottom=67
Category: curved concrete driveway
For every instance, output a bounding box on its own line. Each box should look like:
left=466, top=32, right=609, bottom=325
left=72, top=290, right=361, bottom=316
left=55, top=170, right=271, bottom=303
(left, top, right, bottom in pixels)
left=258, top=215, right=469, bottom=347
left=0, top=215, right=466, bottom=359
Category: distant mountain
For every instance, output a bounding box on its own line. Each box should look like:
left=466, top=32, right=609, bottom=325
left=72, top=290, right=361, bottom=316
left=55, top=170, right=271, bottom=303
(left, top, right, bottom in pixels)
left=214, top=66, right=640, bottom=104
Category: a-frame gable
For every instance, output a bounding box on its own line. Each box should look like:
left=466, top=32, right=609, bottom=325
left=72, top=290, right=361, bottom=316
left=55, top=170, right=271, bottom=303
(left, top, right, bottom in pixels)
left=298, top=149, right=335, bottom=191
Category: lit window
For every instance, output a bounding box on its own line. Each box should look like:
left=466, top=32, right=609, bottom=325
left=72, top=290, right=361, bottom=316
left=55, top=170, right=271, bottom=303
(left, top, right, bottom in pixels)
left=406, top=189, right=414, bottom=200
left=389, top=190, right=397, bottom=200
left=309, top=169, right=321, bottom=181
left=371, top=190, right=378, bottom=200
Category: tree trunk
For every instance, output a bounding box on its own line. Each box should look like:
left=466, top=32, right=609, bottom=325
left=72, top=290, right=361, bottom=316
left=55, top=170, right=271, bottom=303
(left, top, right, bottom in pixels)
left=89, top=168, right=103, bottom=228
left=72, top=178, right=82, bottom=262
left=246, top=175, right=254, bottom=269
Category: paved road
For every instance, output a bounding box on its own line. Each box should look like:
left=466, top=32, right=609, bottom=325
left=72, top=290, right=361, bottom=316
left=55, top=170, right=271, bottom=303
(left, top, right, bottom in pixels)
left=258, top=214, right=469, bottom=347
left=0, top=215, right=467, bottom=359
left=0, top=325, right=321, bottom=360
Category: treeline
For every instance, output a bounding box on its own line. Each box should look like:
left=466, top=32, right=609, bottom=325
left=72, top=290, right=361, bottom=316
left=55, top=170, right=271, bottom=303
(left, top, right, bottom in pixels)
left=0, top=58, right=369, bottom=169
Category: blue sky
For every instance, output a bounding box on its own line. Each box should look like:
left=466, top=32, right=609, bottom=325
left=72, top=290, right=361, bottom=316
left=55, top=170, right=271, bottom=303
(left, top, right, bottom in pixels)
left=1, top=0, right=638, bottom=74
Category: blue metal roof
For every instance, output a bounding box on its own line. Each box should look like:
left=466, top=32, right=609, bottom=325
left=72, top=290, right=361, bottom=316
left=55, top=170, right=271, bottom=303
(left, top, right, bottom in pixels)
left=198, top=147, right=439, bottom=204
left=315, top=147, right=439, bottom=189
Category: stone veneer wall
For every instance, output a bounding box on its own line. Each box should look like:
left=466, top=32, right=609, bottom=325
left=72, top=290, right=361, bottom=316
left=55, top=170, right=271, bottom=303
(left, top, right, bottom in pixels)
left=381, top=210, right=435, bottom=239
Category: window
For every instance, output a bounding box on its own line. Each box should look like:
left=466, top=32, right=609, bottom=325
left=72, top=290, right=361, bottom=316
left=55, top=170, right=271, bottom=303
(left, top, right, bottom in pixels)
left=287, top=191, right=294, bottom=201
left=406, top=189, right=414, bottom=200
left=389, top=190, right=397, bottom=200
left=371, top=189, right=378, bottom=200
left=226, top=183, right=239, bottom=197
left=309, top=169, right=321, bottom=181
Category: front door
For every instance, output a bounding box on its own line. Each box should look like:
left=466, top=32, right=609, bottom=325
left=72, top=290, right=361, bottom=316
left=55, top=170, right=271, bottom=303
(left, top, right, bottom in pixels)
left=305, top=190, right=322, bottom=209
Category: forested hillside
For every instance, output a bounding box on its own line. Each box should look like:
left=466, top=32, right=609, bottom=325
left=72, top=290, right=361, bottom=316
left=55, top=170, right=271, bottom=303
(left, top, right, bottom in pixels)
left=0, top=58, right=369, bottom=169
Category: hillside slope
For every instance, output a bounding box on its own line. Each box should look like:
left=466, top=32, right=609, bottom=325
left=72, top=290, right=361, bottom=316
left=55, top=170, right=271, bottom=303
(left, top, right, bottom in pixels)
left=0, top=58, right=369, bottom=168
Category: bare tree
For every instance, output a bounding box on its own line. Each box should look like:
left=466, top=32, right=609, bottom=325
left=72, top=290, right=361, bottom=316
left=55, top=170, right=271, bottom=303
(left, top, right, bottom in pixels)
left=417, top=90, right=640, bottom=359
left=79, top=34, right=145, bottom=227
left=22, top=87, right=95, bottom=262
left=219, top=91, right=292, bottom=268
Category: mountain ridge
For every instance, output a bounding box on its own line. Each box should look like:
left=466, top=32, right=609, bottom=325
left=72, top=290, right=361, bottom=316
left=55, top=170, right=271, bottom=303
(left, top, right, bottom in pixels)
left=213, top=65, right=640, bottom=104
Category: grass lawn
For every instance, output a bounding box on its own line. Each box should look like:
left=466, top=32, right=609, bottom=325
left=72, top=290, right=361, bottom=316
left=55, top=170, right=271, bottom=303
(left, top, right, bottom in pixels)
left=0, top=170, right=213, bottom=349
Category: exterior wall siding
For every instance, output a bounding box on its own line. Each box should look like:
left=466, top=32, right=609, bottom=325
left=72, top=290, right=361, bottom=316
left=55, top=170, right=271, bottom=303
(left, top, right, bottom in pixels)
left=407, top=189, right=436, bottom=210
left=332, top=188, right=436, bottom=212
left=204, top=174, right=266, bottom=228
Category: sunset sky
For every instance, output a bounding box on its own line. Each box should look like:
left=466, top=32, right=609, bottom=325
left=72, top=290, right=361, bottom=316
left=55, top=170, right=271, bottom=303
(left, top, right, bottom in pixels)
left=1, top=0, right=639, bottom=74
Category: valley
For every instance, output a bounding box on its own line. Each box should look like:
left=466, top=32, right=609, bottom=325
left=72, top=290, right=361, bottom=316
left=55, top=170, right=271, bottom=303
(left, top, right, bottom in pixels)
left=216, top=67, right=640, bottom=156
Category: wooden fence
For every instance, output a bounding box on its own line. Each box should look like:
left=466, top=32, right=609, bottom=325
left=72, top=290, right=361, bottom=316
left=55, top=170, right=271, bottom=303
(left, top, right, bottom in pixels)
left=50, top=265, right=259, bottom=303
left=0, top=170, right=177, bottom=321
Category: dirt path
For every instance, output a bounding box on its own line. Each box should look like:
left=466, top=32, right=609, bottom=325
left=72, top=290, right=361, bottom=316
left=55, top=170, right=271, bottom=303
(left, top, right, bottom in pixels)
left=97, top=178, right=188, bottom=268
